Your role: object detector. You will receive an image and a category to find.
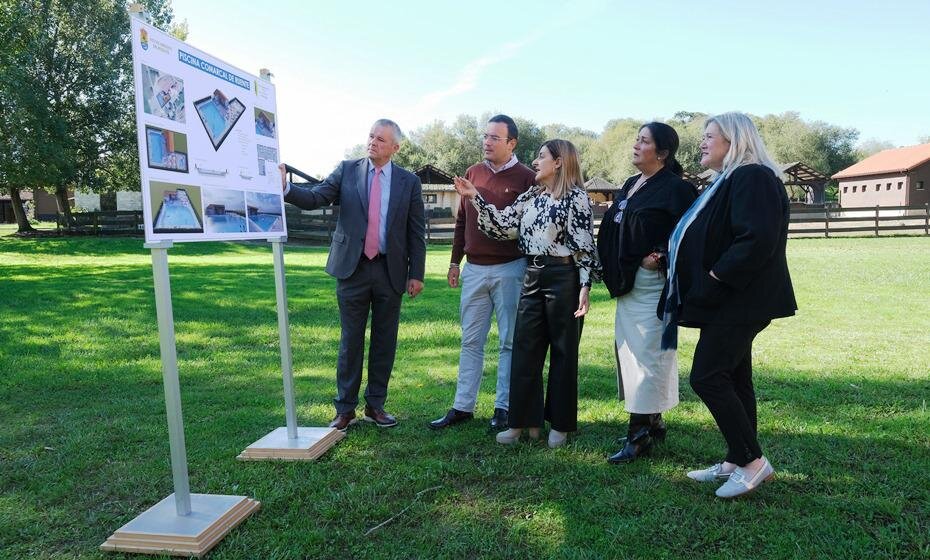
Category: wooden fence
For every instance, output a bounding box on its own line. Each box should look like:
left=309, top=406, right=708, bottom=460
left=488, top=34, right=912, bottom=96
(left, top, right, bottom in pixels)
left=57, top=211, right=144, bottom=234
left=788, top=203, right=930, bottom=237
left=55, top=203, right=930, bottom=240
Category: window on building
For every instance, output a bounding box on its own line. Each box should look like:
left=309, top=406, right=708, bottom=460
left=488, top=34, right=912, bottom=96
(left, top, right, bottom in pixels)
left=875, top=183, right=881, bottom=191
left=423, top=194, right=438, bottom=203
left=898, top=182, right=904, bottom=189
left=843, top=186, right=848, bottom=193
left=852, top=186, right=857, bottom=193
left=886, top=183, right=891, bottom=190
left=918, top=181, right=925, bottom=190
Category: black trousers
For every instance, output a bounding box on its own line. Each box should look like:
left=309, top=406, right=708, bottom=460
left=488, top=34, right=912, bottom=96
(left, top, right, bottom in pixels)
left=333, top=256, right=402, bottom=413
left=689, top=322, right=769, bottom=466
left=508, top=263, right=582, bottom=432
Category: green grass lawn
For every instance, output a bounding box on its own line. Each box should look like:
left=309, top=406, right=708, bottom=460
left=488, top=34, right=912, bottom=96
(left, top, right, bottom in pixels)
left=1, top=236, right=928, bottom=559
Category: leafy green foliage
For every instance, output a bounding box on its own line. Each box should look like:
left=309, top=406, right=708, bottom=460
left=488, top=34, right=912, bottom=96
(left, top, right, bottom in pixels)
left=0, top=0, right=179, bottom=201
left=343, top=110, right=860, bottom=188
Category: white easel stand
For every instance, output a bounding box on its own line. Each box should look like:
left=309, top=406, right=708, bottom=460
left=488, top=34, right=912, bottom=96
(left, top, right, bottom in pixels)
left=237, top=237, right=344, bottom=461
left=101, top=242, right=259, bottom=557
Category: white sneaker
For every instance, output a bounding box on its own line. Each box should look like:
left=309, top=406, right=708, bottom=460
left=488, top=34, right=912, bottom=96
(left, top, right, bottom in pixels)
left=548, top=430, right=567, bottom=449
left=715, top=457, right=774, bottom=498
left=686, top=463, right=734, bottom=482
left=496, top=428, right=522, bottom=445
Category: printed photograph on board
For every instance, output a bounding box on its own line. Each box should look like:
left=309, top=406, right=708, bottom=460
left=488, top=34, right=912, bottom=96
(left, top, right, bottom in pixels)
left=146, top=125, right=189, bottom=173
left=246, top=191, right=284, bottom=232
left=150, top=181, right=204, bottom=234
left=140, top=64, right=185, bottom=122
left=255, top=108, right=276, bottom=139
left=202, top=188, right=248, bottom=234
left=194, top=89, right=246, bottom=150
left=256, top=145, right=278, bottom=177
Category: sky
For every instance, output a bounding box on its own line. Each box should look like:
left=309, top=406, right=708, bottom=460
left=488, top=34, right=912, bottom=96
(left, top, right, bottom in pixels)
left=170, top=0, right=930, bottom=177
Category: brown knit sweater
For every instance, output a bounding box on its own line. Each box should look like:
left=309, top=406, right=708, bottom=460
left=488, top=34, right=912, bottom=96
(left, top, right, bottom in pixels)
left=450, top=161, right=537, bottom=266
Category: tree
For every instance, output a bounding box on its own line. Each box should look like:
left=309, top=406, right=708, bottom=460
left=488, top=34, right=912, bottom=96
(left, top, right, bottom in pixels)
left=0, top=0, right=178, bottom=230
left=583, top=118, right=643, bottom=184
left=667, top=112, right=708, bottom=175
left=541, top=124, right=598, bottom=174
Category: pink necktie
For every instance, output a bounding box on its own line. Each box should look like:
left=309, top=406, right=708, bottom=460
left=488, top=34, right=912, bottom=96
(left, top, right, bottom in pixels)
left=364, top=166, right=383, bottom=259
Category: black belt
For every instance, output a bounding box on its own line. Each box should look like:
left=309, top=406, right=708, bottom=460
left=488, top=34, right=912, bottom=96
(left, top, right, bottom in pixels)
left=526, top=254, right=574, bottom=267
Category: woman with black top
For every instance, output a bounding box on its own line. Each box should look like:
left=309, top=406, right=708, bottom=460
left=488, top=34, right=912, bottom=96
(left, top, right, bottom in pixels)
left=660, top=112, right=797, bottom=498
left=597, top=122, right=697, bottom=464
left=453, top=139, right=601, bottom=449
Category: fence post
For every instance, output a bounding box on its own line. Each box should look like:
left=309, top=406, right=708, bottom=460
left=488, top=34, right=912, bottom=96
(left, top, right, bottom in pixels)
left=874, top=205, right=880, bottom=237
left=925, top=203, right=929, bottom=236
left=824, top=206, right=830, bottom=238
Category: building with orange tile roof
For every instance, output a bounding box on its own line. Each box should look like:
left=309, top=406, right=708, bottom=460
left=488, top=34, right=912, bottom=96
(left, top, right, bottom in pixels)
left=832, top=143, right=930, bottom=208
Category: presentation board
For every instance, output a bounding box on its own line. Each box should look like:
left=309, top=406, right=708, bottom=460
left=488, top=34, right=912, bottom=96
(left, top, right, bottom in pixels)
left=131, top=19, right=286, bottom=242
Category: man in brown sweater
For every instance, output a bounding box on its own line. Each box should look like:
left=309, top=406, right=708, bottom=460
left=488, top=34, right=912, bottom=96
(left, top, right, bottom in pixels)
left=429, top=114, right=537, bottom=432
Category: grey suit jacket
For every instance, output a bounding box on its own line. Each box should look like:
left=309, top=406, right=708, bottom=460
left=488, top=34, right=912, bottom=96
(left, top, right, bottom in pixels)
left=284, top=158, right=426, bottom=295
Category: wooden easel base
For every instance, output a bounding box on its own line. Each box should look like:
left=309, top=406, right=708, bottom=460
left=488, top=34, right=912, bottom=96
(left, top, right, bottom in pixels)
left=100, top=493, right=260, bottom=557
left=237, top=426, right=345, bottom=461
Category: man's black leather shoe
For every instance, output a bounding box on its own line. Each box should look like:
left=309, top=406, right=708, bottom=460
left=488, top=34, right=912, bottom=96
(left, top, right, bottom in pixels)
left=428, top=408, right=473, bottom=430
left=488, top=408, right=509, bottom=432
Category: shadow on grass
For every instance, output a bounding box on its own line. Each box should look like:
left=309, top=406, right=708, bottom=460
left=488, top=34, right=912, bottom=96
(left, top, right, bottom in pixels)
left=3, top=239, right=930, bottom=558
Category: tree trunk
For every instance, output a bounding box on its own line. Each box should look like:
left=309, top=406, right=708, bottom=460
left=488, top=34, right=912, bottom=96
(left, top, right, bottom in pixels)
left=9, top=187, right=36, bottom=233
left=55, top=185, right=73, bottom=229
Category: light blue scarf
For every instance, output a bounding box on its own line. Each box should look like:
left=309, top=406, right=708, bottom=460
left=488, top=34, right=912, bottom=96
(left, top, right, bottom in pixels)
left=661, top=173, right=726, bottom=350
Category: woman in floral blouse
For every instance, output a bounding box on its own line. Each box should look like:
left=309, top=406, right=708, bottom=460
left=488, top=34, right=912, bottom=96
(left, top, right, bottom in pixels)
left=453, top=139, right=601, bottom=448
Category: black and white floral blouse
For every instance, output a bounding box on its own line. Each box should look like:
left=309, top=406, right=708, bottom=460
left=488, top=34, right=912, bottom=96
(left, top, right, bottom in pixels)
left=472, top=185, right=602, bottom=287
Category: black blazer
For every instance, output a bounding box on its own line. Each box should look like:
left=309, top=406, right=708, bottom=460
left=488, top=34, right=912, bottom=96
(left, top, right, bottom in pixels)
left=284, top=158, right=426, bottom=295
left=597, top=168, right=697, bottom=298
left=659, top=164, right=797, bottom=325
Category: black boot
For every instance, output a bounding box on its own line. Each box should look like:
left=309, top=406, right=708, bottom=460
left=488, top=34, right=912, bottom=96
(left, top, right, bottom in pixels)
left=607, top=425, right=653, bottom=464
left=649, top=413, right=667, bottom=443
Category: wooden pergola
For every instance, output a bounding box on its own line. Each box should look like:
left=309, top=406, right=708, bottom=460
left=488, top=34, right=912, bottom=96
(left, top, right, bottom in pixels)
left=416, top=164, right=454, bottom=185
left=683, top=170, right=709, bottom=189
left=780, top=161, right=829, bottom=204
left=583, top=176, right=618, bottom=204
left=695, top=161, right=828, bottom=204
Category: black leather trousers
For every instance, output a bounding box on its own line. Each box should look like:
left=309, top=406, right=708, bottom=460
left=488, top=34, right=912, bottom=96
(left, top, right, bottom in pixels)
left=507, top=263, right=582, bottom=432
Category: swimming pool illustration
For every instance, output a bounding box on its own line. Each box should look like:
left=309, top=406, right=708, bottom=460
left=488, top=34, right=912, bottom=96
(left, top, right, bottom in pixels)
left=203, top=188, right=248, bottom=234
left=141, top=64, right=185, bottom=122
left=146, top=126, right=188, bottom=173
left=194, top=89, right=246, bottom=150
left=255, top=108, right=276, bottom=139
left=246, top=191, right=284, bottom=233
left=152, top=187, right=203, bottom=233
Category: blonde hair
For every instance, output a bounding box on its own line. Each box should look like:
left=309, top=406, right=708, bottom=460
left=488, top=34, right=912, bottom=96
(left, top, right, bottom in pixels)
left=705, top=112, right=783, bottom=180
left=541, top=139, right=584, bottom=199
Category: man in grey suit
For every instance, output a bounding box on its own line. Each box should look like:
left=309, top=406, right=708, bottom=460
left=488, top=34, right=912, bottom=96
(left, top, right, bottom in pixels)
left=280, top=119, right=426, bottom=430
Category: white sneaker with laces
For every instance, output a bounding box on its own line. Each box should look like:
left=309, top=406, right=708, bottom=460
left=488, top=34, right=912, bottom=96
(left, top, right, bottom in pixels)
left=686, top=463, right=733, bottom=482
left=715, top=457, right=774, bottom=498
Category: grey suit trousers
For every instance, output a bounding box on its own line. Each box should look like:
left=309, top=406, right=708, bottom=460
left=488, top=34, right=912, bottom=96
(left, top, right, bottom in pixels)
left=334, top=256, right=402, bottom=413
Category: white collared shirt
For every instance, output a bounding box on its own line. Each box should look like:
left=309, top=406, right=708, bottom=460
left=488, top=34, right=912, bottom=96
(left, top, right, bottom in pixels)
left=483, top=154, right=519, bottom=174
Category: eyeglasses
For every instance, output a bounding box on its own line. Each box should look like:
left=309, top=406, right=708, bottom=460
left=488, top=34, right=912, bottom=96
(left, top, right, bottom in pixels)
left=613, top=200, right=628, bottom=223
left=481, top=134, right=512, bottom=143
